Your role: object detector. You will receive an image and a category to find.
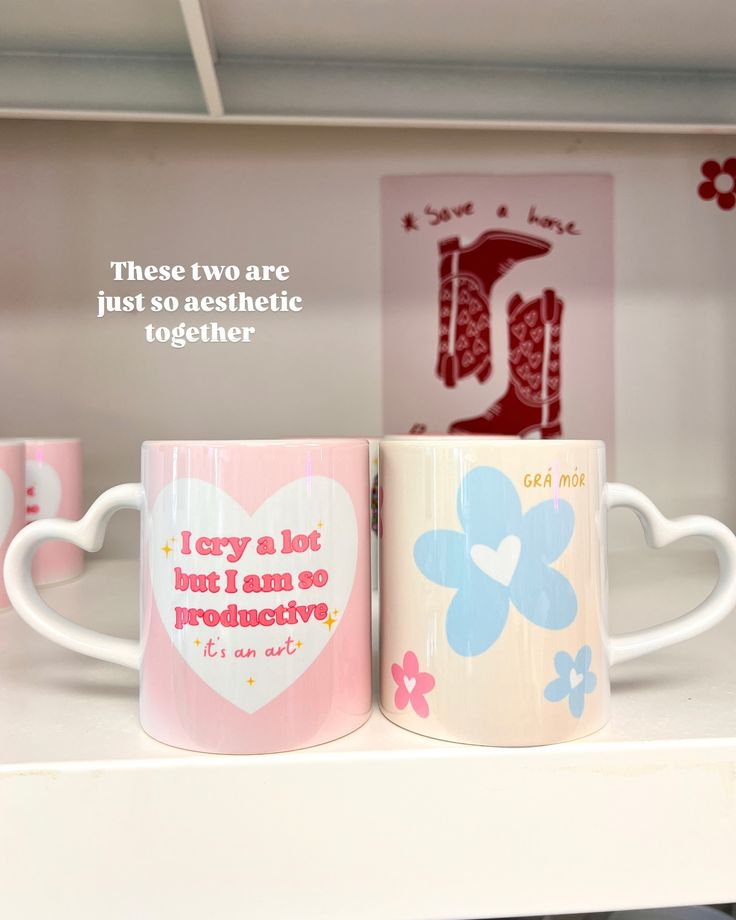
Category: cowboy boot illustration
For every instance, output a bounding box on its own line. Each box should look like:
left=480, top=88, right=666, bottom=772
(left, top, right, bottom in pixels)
left=449, top=288, right=564, bottom=438
left=436, top=230, right=551, bottom=388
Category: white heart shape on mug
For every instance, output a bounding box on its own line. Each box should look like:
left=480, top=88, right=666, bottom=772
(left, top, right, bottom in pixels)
left=25, top=459, right=62, bottom=521
left=569, top=668, right=584, bottom=689
left=470, top=536, right=522, bottom=588
left=149, top=478, right=357, bottom=714
left=0, top=469, right=14, bottom=545
left=403, top=676, right=416, bottom=693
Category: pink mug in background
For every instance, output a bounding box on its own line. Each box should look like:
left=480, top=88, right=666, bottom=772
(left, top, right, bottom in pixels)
left=5, top=439, right=372, bottom=754
left=24, top=438, right=83, bottom=585
left=0, top=441, right=26, bottom=609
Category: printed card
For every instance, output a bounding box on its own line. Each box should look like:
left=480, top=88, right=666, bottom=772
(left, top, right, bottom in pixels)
left=381, top=174, right=614, bottom=452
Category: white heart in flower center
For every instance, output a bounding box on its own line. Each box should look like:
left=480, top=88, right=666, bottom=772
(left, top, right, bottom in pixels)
left=149, top=477, right=357, bottom=714
left=470, top=535, right=522, bottom=587
left=0, top=469, right=13, bottom=545
left=404, top=676, right=416, bottom=693
left=569, top=668, right=584, bottom=689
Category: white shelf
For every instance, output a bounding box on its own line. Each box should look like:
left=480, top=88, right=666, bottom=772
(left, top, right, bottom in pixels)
left=215, top=59, right=736, bottom=132
left=0, top=53, right=206, bottom=116
left=2, top=0, right=736, bottom=130
left=1, top=553, right=735, bottom=918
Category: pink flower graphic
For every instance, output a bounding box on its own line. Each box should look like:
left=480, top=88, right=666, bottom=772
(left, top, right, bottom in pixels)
left=698, top=158, right=736, bottom=211
left=391, top=651, right=435, bottom=718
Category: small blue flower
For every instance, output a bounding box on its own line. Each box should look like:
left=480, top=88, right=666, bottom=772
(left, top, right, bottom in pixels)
left=413, top=466, right=576, bottom=657
left=544, top=645, right=597, bottom=718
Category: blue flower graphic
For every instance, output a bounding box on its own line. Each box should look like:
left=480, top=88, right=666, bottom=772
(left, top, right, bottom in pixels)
left=413, top=466, right=577, bottom=657
left=544, top=645, right=597, bottom=718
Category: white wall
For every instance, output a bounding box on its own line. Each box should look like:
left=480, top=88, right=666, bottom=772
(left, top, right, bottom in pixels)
left=1, top=120, right=734, bottom=556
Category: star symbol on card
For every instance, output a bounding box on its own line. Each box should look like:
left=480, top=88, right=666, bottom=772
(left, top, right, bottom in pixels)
left=402, top=212, right=419, bottom=231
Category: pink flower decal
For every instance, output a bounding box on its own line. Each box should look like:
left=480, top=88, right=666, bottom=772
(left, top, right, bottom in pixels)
left=391, top=651, right=435, bottom=718
left=698, top=158, right=736, bottom=211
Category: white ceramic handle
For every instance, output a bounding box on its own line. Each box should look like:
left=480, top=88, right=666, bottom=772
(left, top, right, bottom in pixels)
left=3, top=483, right=143, bottom=670
left=606, top=482, right=736, bottom=665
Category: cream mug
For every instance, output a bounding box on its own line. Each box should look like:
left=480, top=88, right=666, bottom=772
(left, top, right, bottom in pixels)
left=379, top=438, right=736, bottom=746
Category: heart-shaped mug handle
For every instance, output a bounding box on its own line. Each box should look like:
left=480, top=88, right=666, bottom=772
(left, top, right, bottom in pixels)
left=5, top=480, right=736, bottom=673
left=606, top=482, right=736, bottom=665
left=3, top=483, right=143, bottom=669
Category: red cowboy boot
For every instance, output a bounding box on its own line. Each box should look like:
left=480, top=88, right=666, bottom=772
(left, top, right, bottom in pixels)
left=436, top=230, right=551, bottom=388
left=449, top=288, right=563, bottom=438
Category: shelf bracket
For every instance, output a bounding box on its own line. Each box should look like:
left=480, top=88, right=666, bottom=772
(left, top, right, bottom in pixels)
left=179, top=0, right=224, bottom=117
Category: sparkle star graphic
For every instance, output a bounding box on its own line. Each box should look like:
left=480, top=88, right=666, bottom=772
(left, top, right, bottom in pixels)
left=161, top=542, right=173, bottom=558
left=324, top=609, right=340, bottom=631
left=247, top=677, right=255, bottom=686
left=402, top=212, right=419, bottom=232
left=194, top=639, right=201, bottom=647
left=317, top=520, right=324, bottom=529
left=296, top=640, right=303, bottom=649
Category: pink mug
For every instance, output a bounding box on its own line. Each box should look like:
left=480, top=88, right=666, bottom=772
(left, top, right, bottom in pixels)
left=4, top=439, right=372, bottom=754
left=0, top=440, right=26, bottom=609
left=24, top=437, right=84, bottom=585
